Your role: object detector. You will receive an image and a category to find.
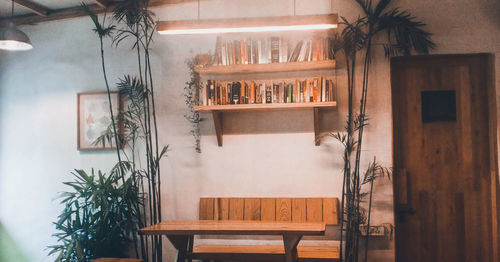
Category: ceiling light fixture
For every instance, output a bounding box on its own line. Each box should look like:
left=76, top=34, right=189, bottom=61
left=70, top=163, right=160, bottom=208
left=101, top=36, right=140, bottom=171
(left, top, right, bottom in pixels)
left=157, top=14, right=338, bottom=36
left=0, top=0, right=33, bottom=51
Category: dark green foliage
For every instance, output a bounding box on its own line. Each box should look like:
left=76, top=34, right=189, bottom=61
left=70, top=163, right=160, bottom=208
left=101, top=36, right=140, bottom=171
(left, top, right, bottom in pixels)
left=48, top=169, right=140, bottom=261
left=81, top=3, right=115, bottom=38
left=332, top=1, right=434, bottom=262
left=55, top=1, right=166, bottom=262
left=184, top=56, right=203, bottom=153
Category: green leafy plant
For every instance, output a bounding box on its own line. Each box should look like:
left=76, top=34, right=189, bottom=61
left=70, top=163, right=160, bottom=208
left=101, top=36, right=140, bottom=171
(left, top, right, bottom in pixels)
left=331, top=1, right=435, bottom=262
left=79, top=1, right=167, bottom=261
left=48, top=167, right=139, bottom=261
left=184, top=55, right=204, bottom=153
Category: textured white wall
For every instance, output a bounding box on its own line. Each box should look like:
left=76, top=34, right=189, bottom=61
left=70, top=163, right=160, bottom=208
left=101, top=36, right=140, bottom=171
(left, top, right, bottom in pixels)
left=0, top=0, right=498, bottom=261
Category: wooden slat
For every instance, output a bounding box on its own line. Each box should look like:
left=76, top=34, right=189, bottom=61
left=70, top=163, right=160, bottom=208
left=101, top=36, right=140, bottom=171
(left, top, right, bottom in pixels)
left=94, top=0, right=109, bottom=8
left=195, top=102, right=337, bottom=112
left=199, top=198, right=214, bottom=220
left=276, top=198, right=292, bottom=222
left=261, top=198, right=276, bottom=221
left=194, top=60, right=335, bottom=75
left=306, top=198, right=323, bottom=222
left=322, top=198, right=338, bottom=225
left=3, top=0, right=191, bottom=26
left=192, top=245, right=339, bottom=261
left=215, top=198, right=229, bottom=220
left=229, top=198, right=244, bottom=220
left=244, top=198, right=261, bottom=220
left=139, top=220, right=326, bottom=236
left=292, top=198, right=307, bottom=223
left=13, top=0, right=49, bottom=17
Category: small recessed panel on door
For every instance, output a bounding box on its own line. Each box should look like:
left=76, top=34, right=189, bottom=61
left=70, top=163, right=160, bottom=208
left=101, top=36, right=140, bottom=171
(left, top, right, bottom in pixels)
left=421, top=90, right=456, bottom=123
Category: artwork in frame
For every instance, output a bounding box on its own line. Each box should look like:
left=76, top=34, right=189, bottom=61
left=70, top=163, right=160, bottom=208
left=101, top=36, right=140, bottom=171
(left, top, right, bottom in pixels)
left=77, top=92, right=122, bottom=150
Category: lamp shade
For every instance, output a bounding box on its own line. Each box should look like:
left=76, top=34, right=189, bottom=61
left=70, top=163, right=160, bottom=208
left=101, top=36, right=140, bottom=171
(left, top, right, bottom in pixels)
left=0, top=22, right=33, bottom=51
left=157, top=14, right=338, bottom=35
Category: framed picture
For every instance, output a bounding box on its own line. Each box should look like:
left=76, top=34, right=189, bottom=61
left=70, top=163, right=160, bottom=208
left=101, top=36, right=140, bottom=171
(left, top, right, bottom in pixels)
left=77, top=92, right=122, bottom=151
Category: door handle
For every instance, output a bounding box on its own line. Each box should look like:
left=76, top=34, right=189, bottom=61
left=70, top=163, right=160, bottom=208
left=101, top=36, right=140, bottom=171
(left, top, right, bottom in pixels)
left=397, top=207, right=416, bottom=216
left=396, top=168, right=415, bottom=223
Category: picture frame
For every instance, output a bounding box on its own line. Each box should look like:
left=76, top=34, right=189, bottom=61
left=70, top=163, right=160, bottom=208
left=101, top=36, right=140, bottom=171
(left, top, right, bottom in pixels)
left=77, top=91, right=122, bottom=151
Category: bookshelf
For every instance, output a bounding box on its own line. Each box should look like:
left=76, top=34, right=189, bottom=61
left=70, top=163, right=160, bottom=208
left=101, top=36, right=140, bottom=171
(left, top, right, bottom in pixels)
left=195, top=33, right=338, bottom=147
left=195, top=60, right=335, bottom=75
left=194, top=102, right=336, bottom=112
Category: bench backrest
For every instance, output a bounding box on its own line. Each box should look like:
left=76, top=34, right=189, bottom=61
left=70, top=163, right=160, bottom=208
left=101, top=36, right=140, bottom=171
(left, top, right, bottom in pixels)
left=199, top=197, right=339, bottom=225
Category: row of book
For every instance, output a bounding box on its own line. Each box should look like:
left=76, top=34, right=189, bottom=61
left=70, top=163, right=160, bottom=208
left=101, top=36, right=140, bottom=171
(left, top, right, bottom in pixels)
left=213, top=36, right=334, bottom=66
left=201, top=76, right=335, bottom=106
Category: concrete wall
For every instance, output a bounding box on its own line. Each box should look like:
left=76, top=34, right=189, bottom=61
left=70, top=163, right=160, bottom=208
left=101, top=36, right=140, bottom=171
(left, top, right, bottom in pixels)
left=0, top=0, right=498, bottom=261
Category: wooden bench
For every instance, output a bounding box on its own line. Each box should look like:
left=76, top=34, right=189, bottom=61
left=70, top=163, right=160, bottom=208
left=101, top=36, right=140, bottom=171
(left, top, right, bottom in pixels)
left=195, top=197, right=340, bottom=262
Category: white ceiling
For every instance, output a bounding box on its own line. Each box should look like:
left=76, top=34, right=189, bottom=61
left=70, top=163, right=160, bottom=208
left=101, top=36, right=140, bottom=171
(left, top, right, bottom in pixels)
left=0, top=0, right=96, bottom=18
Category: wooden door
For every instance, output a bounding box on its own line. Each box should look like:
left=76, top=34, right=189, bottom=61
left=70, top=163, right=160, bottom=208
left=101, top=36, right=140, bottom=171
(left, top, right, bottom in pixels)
left=391, top=54, right=499, bottom=262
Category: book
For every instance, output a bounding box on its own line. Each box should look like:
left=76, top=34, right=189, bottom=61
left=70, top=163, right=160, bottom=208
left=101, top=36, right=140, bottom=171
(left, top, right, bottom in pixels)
left=214, top=36, right=222, bottom=65
left=265, top=84, right=272, bottom=103
left=231, top=82, right=241, bottom=104
left=313, top=78, right=319, bottom=102
left=271, top=37, right=280, bottom=63
left=321, top=76, right=326, bottom=102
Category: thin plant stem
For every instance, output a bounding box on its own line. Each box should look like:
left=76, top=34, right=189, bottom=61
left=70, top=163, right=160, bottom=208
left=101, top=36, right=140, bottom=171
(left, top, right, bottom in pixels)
left=364, top=179, right=374, bottom=262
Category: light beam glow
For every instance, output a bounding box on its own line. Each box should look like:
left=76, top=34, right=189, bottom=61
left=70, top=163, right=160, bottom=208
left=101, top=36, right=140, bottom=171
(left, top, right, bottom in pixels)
left=158, top=24, right=337, bottom=35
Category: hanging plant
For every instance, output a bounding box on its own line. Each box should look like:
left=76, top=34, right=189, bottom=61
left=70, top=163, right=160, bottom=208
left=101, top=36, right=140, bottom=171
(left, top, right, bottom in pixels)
left=184, top=55, right=204, bottom=153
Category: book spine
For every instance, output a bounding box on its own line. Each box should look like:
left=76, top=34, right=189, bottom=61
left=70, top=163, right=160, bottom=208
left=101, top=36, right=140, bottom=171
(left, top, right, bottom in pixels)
left=313, top=78, right=318, bottom=102
left=265, top=83, right=271, bottom=103
left=321, top=75, right=326, bottom=102
left=257, top=40, right=262, bottom=64
left=250, top=82, right=255, bottom=104
left=271, top=37, right=280, bottom=63
left=309, top=80, right=313, bottom=102
left=232, top=82, right=240, bottom=104
left=279, top=82, right=284, bottom=103
left=330, top=80, right=334, bottom=101
left=221, top=42, right=227, bottom=66
left=287, top=84, right=292, bottom=103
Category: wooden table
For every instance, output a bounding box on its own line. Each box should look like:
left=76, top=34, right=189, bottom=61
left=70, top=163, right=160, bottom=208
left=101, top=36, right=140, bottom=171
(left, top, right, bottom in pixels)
left=139, top=220, right=326, bottom=262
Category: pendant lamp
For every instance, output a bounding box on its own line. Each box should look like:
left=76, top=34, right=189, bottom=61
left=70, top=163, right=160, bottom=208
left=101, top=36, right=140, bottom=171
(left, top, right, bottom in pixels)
left=0, top=1, right=33, bottom=51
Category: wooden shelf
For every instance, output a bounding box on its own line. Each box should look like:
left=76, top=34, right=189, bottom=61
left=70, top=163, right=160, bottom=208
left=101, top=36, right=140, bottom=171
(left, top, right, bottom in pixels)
left=194, top=60, right=336, bottom=75
left=195, top=102, right=336, bottom=112
left=196, top=102, right=337, bottom=147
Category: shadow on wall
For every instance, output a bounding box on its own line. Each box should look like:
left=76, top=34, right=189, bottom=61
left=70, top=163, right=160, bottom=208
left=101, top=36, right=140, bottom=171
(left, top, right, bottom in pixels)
left=217, top=109, right=342, bottom=135
left=0, top=222, right=30, bottom=262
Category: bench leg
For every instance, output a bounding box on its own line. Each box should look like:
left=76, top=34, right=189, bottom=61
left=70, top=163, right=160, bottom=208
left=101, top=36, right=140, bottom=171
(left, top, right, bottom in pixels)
left=167, top=235, right=190, bottom=262
left=283, top=234, right=302, bottom=262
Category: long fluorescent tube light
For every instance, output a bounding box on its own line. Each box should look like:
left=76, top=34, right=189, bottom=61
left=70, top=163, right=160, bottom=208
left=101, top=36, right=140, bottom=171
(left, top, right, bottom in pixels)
left=157, top=14, right=338, bottom=35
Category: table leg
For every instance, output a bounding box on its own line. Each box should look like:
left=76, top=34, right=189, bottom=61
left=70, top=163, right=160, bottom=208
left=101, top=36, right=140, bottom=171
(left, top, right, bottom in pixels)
left=167, top=235, right=190, bottom=262
left=283, top=234, right=302, bottom=262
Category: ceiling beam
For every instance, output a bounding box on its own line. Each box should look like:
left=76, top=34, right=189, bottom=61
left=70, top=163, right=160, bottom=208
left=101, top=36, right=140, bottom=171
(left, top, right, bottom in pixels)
left=13, top=0, right=50, bottom=17
left=94, top=0, right=109, bottom=8
left=1, top=0, right=193, bottom=26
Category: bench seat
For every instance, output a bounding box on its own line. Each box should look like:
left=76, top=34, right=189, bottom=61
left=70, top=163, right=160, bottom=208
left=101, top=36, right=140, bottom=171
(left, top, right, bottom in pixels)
left=192, top=245, right=340, bottom=262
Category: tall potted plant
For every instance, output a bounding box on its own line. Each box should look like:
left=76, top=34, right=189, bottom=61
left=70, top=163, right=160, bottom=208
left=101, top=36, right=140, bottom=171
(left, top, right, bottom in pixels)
left=82, top=0, right=167, bottom=261
left=331, top=1, right=435, bottom=262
